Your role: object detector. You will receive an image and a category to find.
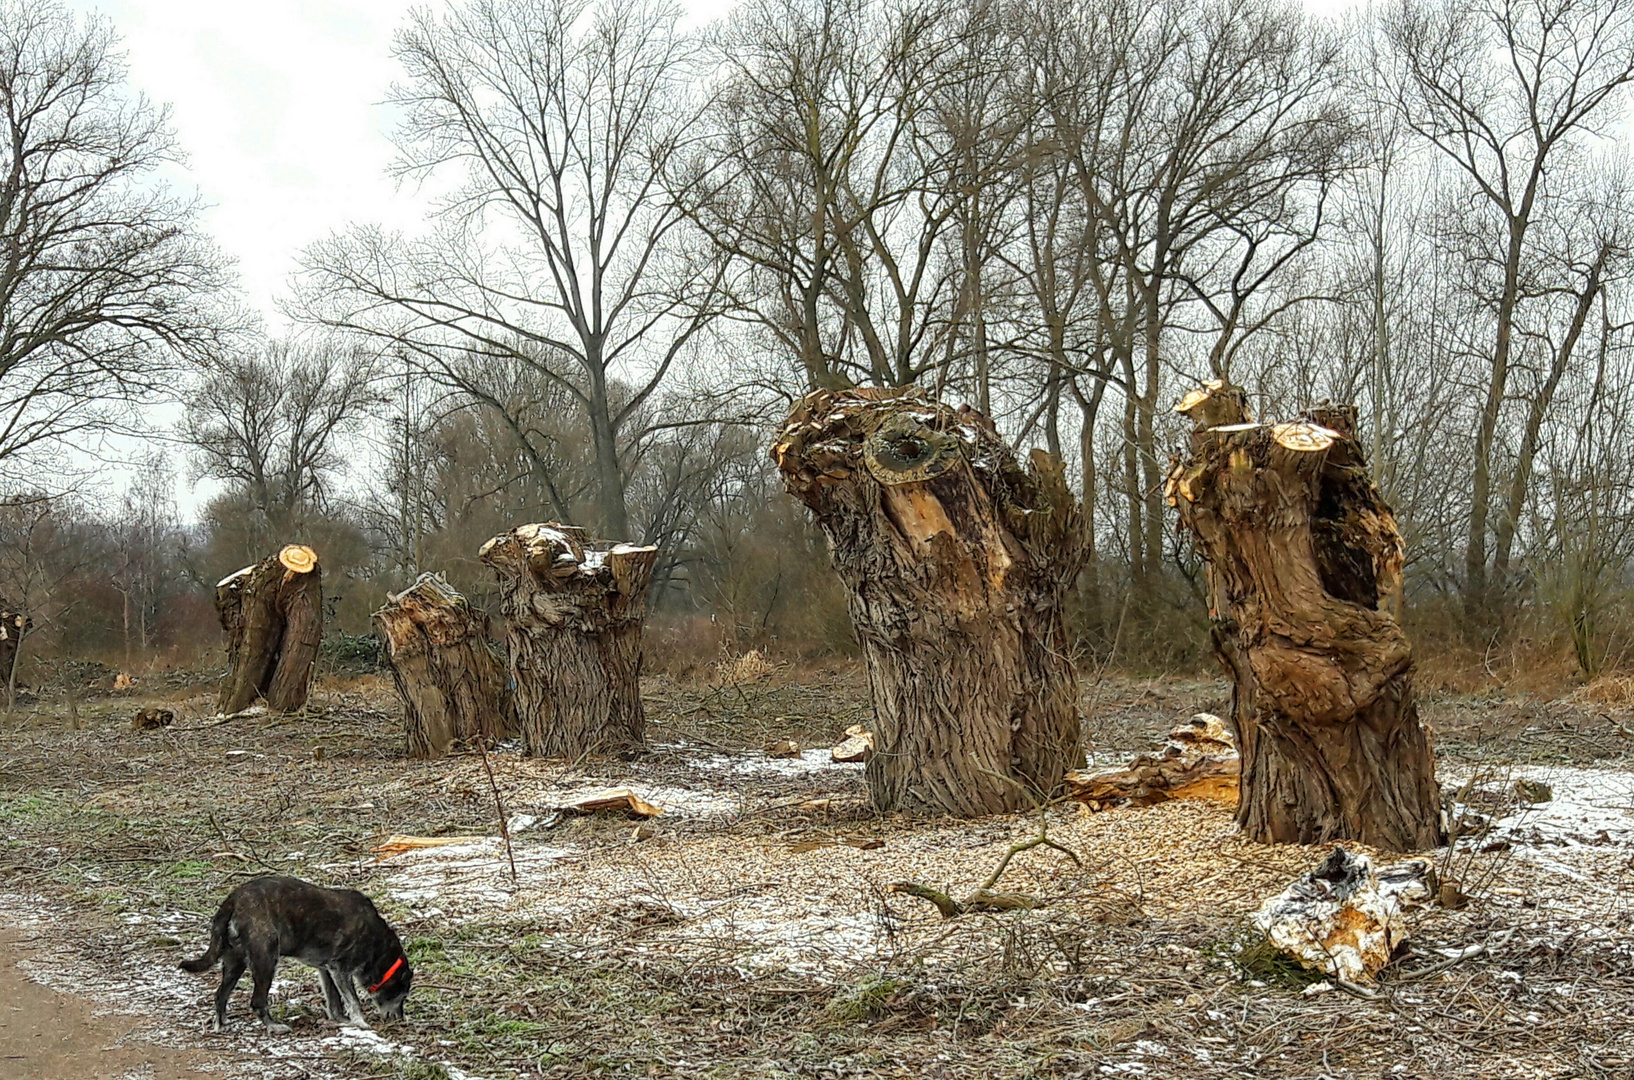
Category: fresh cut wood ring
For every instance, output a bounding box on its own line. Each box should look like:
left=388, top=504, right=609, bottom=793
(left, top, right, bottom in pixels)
left=278, top=544, right=319, bottom=574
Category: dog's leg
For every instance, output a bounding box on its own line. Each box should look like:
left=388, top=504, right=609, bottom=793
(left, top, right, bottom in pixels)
left=246, top=943, right=292, bottom=1035
left=212, top=954, right=246, bottom=1033
left=335, top=972, right=370, bottom=1029
left=318, top=966, right=347, bottom=1022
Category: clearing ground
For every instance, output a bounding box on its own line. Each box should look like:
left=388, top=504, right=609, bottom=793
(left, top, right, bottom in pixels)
left=2, top=663, right=1634, bottom=1079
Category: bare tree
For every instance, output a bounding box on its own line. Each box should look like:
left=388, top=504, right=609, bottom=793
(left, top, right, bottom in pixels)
left=110, top=453, right=181, bottom=664
left=296, top=0, right=723, bottom=539
left=1039, top=0, right=1351, bottom=602
left=0, top=0, right=234, bottom=486
left=697, top=0, right=1005, bottom=392
left=0, top=494, right=95, bottom=712
left=182, top=339, right=381, bottom=537
left=1386, top=0, right=1634, bottom=615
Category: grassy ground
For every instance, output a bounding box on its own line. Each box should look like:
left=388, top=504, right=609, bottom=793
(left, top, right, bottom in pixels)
left=1, top=663, right=1633, bottom=1079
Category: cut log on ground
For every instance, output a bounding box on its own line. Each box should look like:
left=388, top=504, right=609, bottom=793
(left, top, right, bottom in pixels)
left=561, top=788, right=664, bottom=817
left=830, top=724, right=873, bottom=763
left=1169, top=386, right=1444, bottom=851
left=772, top=388, right=1087, bottom=817
left=1066, top=713, right=1239, bottom=809
left=215, top=545, right=323, bottom=715
left=480, top=523, right=658, bottom=759
left=374, top=573, right=512, bottom=759
left=1251, top=848, right=1434, bottom=984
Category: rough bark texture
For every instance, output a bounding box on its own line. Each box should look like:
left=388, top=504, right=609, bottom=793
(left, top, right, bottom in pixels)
left=772, top=387, right=1087, bottom=817
left=374, top=573, right=512, bottom=759
left=479, top=523, right=657, bottom=759
left=1168, top=386, right=1444, bottom=851
left=215, top=545, right=324, bottom=714
left=0, top=608, right=29, bottom=691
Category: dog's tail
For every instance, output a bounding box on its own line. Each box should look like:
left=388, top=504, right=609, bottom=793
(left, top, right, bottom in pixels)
left=178, top=899, right=233, bottom=973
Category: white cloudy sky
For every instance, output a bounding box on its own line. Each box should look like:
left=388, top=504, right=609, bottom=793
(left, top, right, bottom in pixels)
left=65, top=0, right=1354, bottom=329
left=62, top=0, right=743, bottom=328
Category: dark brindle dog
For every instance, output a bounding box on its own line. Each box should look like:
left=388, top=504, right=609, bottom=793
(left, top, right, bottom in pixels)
left=180, top=875, right=413, bottom=1033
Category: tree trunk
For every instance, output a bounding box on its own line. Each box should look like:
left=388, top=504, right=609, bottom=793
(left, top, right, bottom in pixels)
left=215, top=545, right=324, bottom=714
left=374, top=573, right=513, bottom=759
left=1168, top=385, right=1444, bottom=851
left=1, top=609, right=30, bottom=711
left=480, top=523, right=657, bottom=759
left=772, top=387, right=1088, bottom=817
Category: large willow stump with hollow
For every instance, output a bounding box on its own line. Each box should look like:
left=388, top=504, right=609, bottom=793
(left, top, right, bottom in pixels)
left=772, top=387, right=1087, bottom=817
left=480, top=523, right=658, bottom=758
left=1167, top=384, right=1444, bottom=851
left=215, top=545, right=323, bottom=714
left=374, top=573, right=512, bottom=758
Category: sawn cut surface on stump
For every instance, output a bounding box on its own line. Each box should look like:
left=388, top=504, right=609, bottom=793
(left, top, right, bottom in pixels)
left=1168, top=386, right=1444, bottom=851
left=773, top=387, right=1087, bottom=817
left=374, top=573, right=512, bottom=758
left=480, top=523, right=657, bottom=759
left=214, top=544, right=323, bottom=715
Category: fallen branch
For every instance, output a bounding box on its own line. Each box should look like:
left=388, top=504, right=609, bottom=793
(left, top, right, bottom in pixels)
left=1394, top=929, right=1517, bottom=983
left=891, top=813, right=1080, bottom=919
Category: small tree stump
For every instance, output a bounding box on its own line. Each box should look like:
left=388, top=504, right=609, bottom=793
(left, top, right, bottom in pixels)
left=1168, top=384, right=1444, bottom=850
left=374, top=573, right=512, bottom=759
left=0, top=608, right=30, bottom=690
left=479, top=523, right=658, bottom=758
left=772, top=388, right=1088, bottom=817
left=215, top=545, right=323, bottom=714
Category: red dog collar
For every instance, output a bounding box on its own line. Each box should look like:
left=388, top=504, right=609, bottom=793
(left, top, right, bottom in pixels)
left=368, top=956, right=404, bottom=994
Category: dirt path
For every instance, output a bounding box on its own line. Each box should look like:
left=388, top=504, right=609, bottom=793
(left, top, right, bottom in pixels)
left=0, top=928, right=222, bottom=1080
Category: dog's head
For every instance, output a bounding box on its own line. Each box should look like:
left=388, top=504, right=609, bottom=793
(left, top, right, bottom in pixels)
left=368, top=955, right=413, bottom=1022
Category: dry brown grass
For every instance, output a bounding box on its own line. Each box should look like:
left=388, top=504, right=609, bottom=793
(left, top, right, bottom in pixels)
left=1574, top=674, right=1634, bottom=706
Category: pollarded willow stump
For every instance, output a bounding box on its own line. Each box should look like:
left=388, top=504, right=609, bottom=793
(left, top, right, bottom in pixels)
left=0, top=607, right=31, bottom=690
left=374, top=573, right=513, bottom=759
left=215, top=545, right=323, bottom=714
left=479, top=523, right=658, bottom=758
left=772, top=387, right=1088, bottom=817
left=1167, top=383, right=1444, bottom=851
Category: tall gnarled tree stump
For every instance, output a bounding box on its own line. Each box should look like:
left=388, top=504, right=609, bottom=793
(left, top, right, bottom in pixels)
left=374, top=573, right=512, bottom=759
left=480, top=523, right=658, bottom=758
left=1168, top=383, right=1444, bottom=851
left=772, top=388, right=1087, bottom=817
left=215, top=545, right=323, bottom=714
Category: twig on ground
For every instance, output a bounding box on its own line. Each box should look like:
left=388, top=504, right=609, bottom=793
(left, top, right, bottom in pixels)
left=476, top=737, right=518, bottom=885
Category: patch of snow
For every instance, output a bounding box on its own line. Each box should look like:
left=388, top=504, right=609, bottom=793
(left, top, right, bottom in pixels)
left=688, top=747, right=861, bottom=778
left=382, top=838, right=572, bottom=914
left=1445, top=765, right=1634, bottom=850
left=667, top=908, right=884, bottom=977
left=1493, top=767, right=1634, bottom=847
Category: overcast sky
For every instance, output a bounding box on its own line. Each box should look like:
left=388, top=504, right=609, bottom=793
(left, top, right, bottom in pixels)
left=59, top=0, right=742, bottom=330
